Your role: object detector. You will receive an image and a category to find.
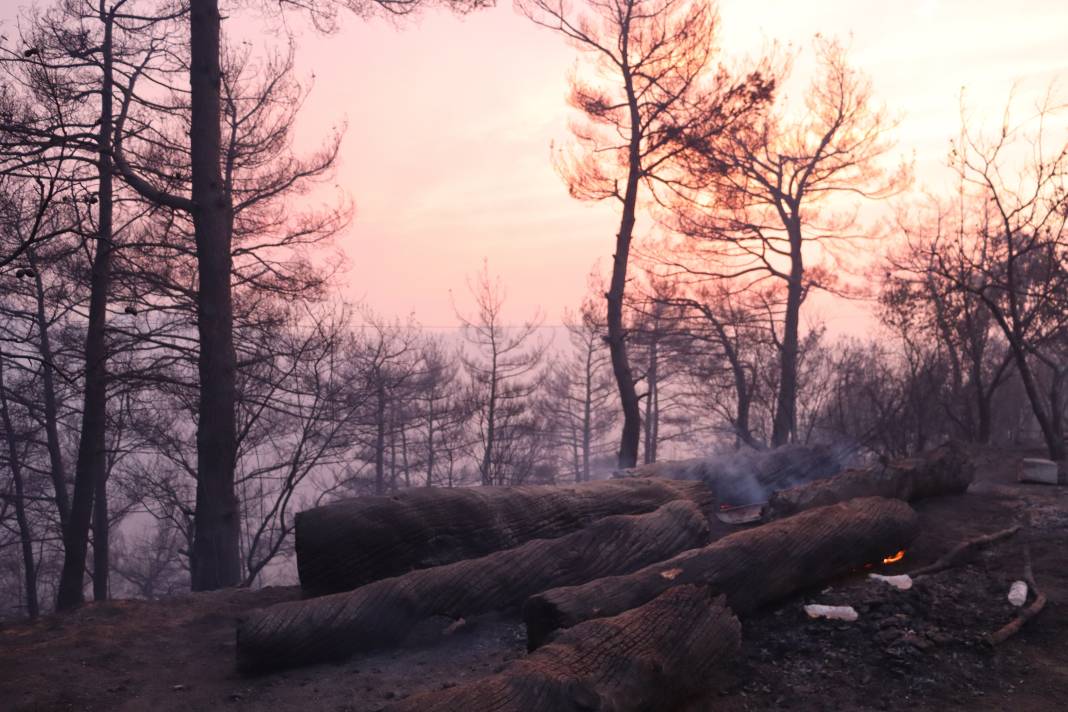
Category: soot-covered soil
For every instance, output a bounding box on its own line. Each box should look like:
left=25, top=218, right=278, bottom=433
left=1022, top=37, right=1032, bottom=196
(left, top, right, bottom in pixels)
left=1, top=446, right=1066, bottom=712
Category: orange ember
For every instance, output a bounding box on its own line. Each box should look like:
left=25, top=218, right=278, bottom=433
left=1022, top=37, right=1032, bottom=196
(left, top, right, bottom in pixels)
left=883, top=550, right=906, bottom=564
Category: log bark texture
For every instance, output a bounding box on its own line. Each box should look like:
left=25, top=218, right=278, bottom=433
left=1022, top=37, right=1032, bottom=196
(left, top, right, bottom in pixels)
left=296, top=478, right=711, bottom=595
left=524, top=496, right=918, bottom=649
left=763, top=442, right=973, bottom=521
left=388, top=586, right=740, bottom=712
left=238, top=500, right=709, bottom=672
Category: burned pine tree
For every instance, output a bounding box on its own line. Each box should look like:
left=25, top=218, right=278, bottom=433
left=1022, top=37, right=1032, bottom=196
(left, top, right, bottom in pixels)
left=518, top=0, right=774, bottom=468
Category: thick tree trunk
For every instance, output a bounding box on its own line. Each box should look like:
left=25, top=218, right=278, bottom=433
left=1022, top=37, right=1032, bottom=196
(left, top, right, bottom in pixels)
left=189, top=0, right=241, bottom=591
left=91, top=20, right=116, bottom=603
left=610, top=51, right=644, bottom=470
left=56, top=13, right=115, bottom=610
left=772, top=235, right=803, bottom=447
left=387, top=586, right=740, bottom=712
left=762, top=441, right=974, bottom=521
left=608, top=228, right=640, bottom=469
left=523, top=496, right=918, bottom=649
left=92, top=471, right=109, bottom=601
left=238, top=500, right=710, bottom=672
left=295, top=477, right=712, bottom=596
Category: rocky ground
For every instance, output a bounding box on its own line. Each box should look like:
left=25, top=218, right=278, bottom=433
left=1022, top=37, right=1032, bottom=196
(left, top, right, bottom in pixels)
left=2, top=446, right=1066, bottom=712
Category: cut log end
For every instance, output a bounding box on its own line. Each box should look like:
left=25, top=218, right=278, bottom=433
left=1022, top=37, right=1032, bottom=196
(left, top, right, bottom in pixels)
left=387, top=585, right=741, bottom=712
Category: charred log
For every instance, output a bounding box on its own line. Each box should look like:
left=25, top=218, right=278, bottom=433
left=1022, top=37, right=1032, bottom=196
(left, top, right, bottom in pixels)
left=387, top=586, right=740, bottom=712
left=296, top=478, right=711, bottom=595
left=238, top=500, right=709, bottom=672
left=763, top=442, right=973, bottom=521
left=524, top=496, right=918, bottom=649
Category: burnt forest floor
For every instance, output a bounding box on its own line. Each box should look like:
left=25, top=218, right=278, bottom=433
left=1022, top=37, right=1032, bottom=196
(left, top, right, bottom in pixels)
left=2, top=446, right=1067, bottom=712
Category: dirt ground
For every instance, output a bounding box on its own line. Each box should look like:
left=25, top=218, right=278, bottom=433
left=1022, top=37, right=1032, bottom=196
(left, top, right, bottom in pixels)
left=2, top=446, right=1066, bottom=712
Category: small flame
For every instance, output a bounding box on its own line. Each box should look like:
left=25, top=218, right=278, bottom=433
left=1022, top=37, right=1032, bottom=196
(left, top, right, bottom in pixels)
left=883, top=550, right=906, bottom=564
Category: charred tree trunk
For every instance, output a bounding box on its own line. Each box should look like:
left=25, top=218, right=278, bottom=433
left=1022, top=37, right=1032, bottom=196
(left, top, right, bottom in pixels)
left=524, top=496, right=918, bottom=649
left=609, top=27, right=643, bottom=470
left=56, top=10, right=116, bottom=610
left=763, top=441, right=974, bottom=521
left=90, top=17, right=116, bottom=602
left=771, top=228, right=803, bottom=447
left=238, top=500, right=710, bottom=672
left=295, top=477, right=712, bottom=596
left=387, top=586, right=740, bottom=712
left=189, top=0, right=240, bottom=591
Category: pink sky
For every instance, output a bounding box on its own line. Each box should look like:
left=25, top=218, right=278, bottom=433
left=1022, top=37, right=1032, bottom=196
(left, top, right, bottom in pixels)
left=5, top=1, right=1066, bottom=331
left=282, top=0, right=1067, bottom=330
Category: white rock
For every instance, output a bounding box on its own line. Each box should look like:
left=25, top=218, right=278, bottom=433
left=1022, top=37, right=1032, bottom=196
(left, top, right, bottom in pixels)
left=1018, top=458, right=1059, bottom=485
left=869, top=573, right=913, bottom=590
left=1008, top=580, right=1028, bottom=607
left=803, top=604, right=859, bottom=622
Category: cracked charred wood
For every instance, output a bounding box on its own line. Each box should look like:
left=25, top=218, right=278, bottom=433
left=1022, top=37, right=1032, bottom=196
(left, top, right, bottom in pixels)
left=387, top=586, right=740, bottom=712
left=524, top=496, right=918, bottom=649
left=296, top=478, right=712, bottom=595
left=762, top=442, right=974, bottom=521
left=237, top=500, right=710, bottom=672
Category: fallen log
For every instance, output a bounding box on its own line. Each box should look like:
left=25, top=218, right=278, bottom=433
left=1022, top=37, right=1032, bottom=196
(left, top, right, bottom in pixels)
left=387, top=586, right=740, bottom=712
left=524, top=496, right=918, bottom=649
left=238, top=499, right=709, bottom=672
left=763, top=441, right=973, bottom=521
left=296, top=478, right=712, bottom=595
left=910, top=526, right=1020, bottom=578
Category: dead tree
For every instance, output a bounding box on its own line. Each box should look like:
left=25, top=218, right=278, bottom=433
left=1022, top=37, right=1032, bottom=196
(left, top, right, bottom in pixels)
left=903, top=89, right=1068, bottom=461
left=456, top=262, right=546, bottom=486
left=670, top=37, right=905, bottom=447
left=518, top=0, right=772, bottom=468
